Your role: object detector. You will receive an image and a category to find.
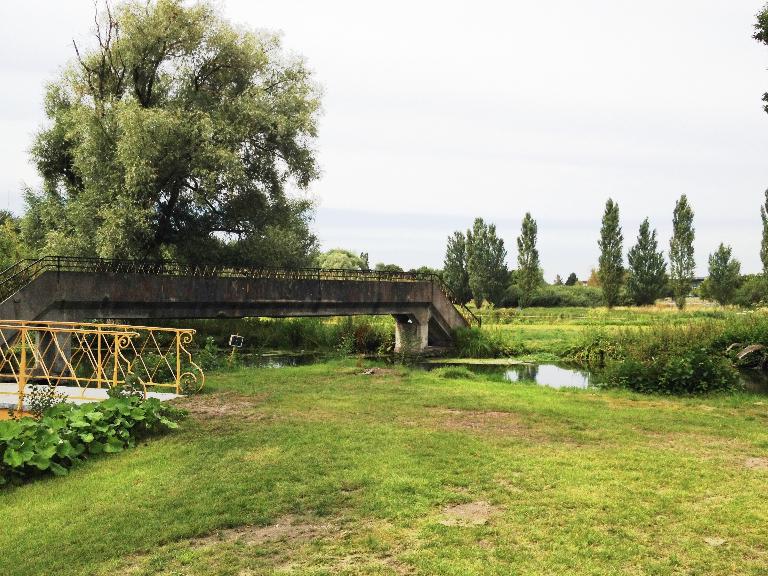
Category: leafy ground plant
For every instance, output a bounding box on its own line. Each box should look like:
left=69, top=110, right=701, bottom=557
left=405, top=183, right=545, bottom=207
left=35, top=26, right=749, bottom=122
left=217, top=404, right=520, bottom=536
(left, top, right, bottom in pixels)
left=0, top=397, right=185, bottom=486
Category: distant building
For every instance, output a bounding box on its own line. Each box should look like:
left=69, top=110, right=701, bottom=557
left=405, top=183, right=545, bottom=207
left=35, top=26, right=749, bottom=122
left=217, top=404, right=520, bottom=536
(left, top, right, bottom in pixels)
left=691, top=276, right=706, bottom=289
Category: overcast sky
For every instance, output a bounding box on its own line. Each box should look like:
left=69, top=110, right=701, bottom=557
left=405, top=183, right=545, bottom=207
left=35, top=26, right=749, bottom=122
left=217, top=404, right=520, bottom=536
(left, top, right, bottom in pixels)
left=2, top=1, right=768, bottom=278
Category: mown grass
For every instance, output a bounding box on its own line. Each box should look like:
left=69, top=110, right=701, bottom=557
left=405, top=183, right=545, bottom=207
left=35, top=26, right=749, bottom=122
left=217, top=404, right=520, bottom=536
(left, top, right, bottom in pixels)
left=1, top=360, right=768, bottom=575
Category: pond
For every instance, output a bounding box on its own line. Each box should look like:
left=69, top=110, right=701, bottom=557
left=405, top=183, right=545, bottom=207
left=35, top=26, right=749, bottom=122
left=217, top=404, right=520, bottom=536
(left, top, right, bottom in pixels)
left=230, top=352, right=768, bottom=394
left=423, top=361, right=768, bottom=393
left=234, top=351, right=323, bottom=368
left=424, top=362, right=593, bottom=389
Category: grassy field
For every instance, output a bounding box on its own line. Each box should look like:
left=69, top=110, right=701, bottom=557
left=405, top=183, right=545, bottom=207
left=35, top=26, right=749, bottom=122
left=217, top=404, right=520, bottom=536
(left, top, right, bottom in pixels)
left=468, top=305, right=757, bottom=362
left=2, top=360, right=768, bottom=575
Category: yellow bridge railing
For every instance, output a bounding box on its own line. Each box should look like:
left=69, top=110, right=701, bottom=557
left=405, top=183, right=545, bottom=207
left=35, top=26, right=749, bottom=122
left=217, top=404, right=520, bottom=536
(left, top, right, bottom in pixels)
left=0, top=320, right=204, bottom=414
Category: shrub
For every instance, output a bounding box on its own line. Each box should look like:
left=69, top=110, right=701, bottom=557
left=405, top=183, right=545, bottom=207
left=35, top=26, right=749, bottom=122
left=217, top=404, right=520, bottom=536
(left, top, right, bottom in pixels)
left=0, top=397, right=186, bottom=486
left=452, top=327, right=510, bottom=358
left=502, top=285, right=605, bottom=308
left=151, top=317, right=396, bottom=355
left=567, top=317, right=762, bottom=394
left=732, top=275, right=768, bottom=308
left=599, top=348, right=739, bottom=394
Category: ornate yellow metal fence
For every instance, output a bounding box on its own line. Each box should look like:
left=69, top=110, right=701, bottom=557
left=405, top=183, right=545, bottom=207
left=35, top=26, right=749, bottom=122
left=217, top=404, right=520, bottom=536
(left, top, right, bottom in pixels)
left=0, top=320, right=204, bottom=414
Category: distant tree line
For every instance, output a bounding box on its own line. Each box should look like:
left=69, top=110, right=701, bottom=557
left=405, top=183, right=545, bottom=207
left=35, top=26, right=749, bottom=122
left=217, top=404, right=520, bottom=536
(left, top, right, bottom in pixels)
left=430, top=190, right=768, bottom=309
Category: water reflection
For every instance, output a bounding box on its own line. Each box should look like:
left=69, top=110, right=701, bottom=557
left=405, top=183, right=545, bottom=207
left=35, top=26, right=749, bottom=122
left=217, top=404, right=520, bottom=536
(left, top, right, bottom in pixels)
left=425, top=363, right=592, bottom=389
left=236, top=352, right=321, bottom=368
left=232, top=353, right=768, bottom=394
left=502, top=363, right=592, bottom=389
left=428, top=362, right=768, bottom=393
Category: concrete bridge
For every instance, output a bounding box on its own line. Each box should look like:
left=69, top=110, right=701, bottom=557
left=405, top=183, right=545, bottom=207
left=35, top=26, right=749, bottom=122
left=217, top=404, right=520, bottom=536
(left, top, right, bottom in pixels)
left=0, top=257, right=479, bottom=352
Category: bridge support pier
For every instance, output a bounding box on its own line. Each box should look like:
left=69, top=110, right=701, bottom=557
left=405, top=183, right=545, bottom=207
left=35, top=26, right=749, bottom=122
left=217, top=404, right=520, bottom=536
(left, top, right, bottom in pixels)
left=393, top=310, right=430, bottom=353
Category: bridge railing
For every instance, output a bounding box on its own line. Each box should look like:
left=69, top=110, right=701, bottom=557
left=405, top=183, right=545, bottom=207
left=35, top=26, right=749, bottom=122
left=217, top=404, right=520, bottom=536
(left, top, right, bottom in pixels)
left=0, top=321, right=138, bottom=414
left=0, top=319, right=205, bottom=414
left=0, top=256, right=481, bottom=327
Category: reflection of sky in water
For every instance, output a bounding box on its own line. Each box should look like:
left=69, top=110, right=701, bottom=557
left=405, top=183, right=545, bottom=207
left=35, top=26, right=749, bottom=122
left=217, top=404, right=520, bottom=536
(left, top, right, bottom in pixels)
left=502, top=364, right=591, bottom=389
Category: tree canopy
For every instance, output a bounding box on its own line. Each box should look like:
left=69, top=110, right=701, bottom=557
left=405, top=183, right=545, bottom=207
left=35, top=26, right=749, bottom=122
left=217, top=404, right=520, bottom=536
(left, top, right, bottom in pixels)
left=316, top=249, right=368, bottom=271
left=669, top=195, right=696, bottom=309
left=598, top=199, right=623, bottom=308
left=443, top=231, right=471, bottom=304
left=466, top=218, right=508, bottom=307
left=704, top=244, right=741, bottom=305
left=626, top=218, right=666, bottom=305
left=760, top=189, right=768, bottom=275
left=374, top=263, right=404, bottom=273
left=24, top=0, right=321, bottom=266
left=516, top=212, right=542, bottom=308
left=0, top=211, right=27, bottom=270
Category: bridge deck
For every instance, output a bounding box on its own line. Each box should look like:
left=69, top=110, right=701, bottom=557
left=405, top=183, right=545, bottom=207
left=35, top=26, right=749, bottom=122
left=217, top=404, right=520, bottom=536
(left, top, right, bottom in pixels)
left=0, top=257, right=479, bottom=351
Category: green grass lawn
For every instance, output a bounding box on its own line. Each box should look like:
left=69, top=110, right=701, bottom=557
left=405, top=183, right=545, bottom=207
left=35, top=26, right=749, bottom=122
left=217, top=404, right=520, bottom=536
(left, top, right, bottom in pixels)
left=2, top=361, right=768, bottom=575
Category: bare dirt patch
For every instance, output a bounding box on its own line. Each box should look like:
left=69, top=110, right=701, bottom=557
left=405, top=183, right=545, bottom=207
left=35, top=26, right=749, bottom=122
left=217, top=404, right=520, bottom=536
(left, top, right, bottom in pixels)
left=116, top=517, right=333, bottom=575
left=744, top=457, right=768, bottom=470
left=601, top=397, right=679, bottom=411
left=639, top=430, right=750, bottom=459
left=174, top=392, right=269, bottom=422
left=439, top=501, right=499, bottom=526
left=432, top=408, right=532, bottom=435
left=189, top=516, right=331, bottom=548
left=703, top=537, right=727, bottom=547
left=330, top=553, right=414, bottom=575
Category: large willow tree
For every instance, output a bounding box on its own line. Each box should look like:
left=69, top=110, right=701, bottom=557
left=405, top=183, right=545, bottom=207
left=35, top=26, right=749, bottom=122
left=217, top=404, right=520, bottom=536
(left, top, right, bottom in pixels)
left=24, top=0, right=321, bottom=265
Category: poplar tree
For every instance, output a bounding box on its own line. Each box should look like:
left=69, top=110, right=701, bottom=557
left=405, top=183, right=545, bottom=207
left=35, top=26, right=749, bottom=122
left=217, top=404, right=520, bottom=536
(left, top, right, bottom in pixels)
left=598, top=199, right=623, bottom=308
left=707, top=244, right=741, bottom=305
left=516, top=212, right=541, bottom=308
left=760, top=189, right=768, bottom=275
left=626, top=218, right=666, bottom=305
left=466, top=218, right=508, bottom=307
left=443, top=231, right=471, bottom=304
left=669, top=195, right=696, bottom=309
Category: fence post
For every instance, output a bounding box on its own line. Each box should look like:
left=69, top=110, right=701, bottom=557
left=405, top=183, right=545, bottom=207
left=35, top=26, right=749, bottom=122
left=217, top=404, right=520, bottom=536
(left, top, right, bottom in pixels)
left=176, top=331, right=182, bottom=394
left=96, top=327, right=102, bottom=388
left=112, top=334, right=120, bottom=389
left=17, top=328, right=27, bottom=414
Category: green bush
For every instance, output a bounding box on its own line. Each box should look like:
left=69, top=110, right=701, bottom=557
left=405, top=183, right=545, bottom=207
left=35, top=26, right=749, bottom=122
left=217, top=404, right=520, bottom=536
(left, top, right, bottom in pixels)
left=599, top=347, right=739, bottom=394
left=452, top=327, right=513, bottom=358
left=0, top=397, right=186, bottom=486
left=149, top=317, right=395, bottom=355
left=732, top=275, right=768, bottom=308
left=567, top=317, right=768, bottom=394
left=502, top=285, right=605, bottom=308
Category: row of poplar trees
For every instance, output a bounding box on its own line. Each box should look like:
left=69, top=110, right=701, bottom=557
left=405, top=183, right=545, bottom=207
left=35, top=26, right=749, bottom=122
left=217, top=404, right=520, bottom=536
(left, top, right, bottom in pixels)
left=598, top=196, right=696, bottom=309
left=444, top=192, right=766, bottom=309
left=443, top=214, right=541, bottom=308
left=598, top=193, right=763, bottom=309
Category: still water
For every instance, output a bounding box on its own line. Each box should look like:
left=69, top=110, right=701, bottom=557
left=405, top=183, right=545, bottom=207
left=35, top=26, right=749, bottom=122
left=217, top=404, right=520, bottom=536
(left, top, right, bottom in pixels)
left=425, top=363, right=593, bottom=389
left=425, top=362, right=768, bottom=393
left=236, top=353, right=768, bottom=394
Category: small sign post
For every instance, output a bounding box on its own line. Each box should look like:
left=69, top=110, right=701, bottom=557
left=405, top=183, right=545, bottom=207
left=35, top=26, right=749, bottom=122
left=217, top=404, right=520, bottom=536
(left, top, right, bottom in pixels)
left=228, top=334, right=244, bottom=361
